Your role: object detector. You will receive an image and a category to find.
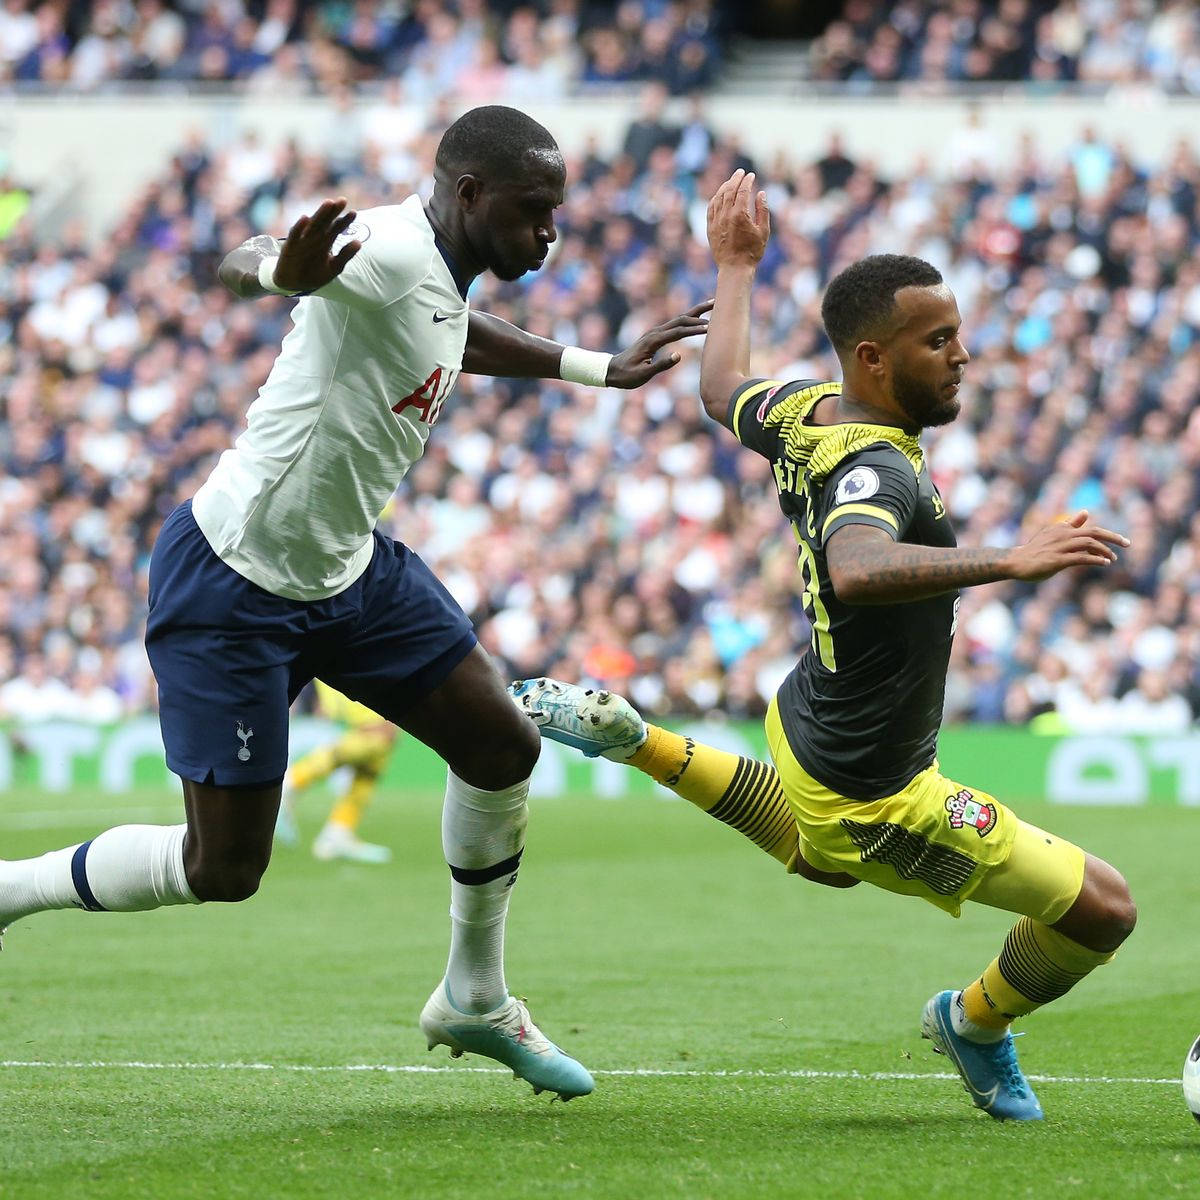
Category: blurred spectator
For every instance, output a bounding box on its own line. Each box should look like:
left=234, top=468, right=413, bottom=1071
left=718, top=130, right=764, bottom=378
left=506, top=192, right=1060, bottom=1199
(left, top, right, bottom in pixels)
left=808, top=0, right=1200, bottom=93
left=2, top=0, right=727, bottom=95
left=1, top=91, right=1199, bottom=731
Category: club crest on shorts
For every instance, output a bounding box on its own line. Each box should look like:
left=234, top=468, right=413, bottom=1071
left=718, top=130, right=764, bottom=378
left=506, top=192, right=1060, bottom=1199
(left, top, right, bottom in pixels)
left=945, top=788, right=996, bottom=836
left=236, top=721, right=254, bottom=762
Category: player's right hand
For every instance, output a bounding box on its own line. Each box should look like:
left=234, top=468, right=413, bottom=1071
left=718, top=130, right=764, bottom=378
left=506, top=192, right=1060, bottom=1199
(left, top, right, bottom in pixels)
left=272, top=197, right=362, bottom=293
left=1005, top=510, right=1129, bottom=581
left=706, top=169, right=770, bottom=269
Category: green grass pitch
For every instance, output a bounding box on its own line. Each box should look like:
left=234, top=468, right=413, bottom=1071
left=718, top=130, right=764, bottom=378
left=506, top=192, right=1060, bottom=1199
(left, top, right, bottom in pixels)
left=1, top=783, right=1198, bottom=1198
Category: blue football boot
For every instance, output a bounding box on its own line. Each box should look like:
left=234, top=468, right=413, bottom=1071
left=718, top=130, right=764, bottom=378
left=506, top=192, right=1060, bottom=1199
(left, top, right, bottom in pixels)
left=921, top=989, right=1044, bottom=1121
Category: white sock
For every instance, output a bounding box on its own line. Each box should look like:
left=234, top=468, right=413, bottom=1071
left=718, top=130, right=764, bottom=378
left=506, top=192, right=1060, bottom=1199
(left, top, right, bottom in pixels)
left=0, top=824, right=198, bottom=925
left=440, top=771, right=529, bottom=1014
left=950, top=989, right=1008, bottom=1044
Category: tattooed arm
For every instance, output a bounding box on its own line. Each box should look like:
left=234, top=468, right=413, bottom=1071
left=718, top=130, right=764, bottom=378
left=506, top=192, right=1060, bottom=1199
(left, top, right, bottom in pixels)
left=826, top=513, right=1129, bottom=605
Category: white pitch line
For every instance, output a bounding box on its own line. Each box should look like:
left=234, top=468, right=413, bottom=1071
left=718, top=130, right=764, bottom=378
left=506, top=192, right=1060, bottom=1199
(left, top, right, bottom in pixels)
left=0, top=1060, right=1179, bottom=1085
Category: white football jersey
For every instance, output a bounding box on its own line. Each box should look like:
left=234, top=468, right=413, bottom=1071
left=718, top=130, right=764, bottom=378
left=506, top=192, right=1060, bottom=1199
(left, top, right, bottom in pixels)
left=192, top=195, right=467, bottom=600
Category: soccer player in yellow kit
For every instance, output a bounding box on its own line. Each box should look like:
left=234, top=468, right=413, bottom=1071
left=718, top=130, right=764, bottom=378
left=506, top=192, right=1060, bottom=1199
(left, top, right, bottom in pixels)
left=513, top=170, right=1137, bottom=1122
left=275, top=682, right=397, bottom=863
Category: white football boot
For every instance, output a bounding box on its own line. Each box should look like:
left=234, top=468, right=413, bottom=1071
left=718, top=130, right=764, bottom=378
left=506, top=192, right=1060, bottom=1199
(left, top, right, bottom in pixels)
left=420, top=979, right=594, bottom=1100
left=507, top=678, right=647, bottom=761
left=312, top=822, right=392, bottom=864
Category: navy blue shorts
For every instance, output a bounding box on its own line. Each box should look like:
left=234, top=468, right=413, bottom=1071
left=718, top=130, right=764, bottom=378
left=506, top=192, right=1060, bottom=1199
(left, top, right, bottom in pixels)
left=145, top=501, right=476, bottom=786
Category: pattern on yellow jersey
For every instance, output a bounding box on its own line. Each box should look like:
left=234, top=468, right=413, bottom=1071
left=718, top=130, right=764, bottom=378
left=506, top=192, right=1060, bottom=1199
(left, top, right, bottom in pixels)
left=733, top=379, right=925, bottom=535
left=733, top=380, right=926, bottom=669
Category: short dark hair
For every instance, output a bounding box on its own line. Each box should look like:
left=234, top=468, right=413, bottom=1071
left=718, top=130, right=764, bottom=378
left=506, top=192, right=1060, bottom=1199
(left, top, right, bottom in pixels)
left=435, top=106, right=560, bottom=182
left=821, top=254, right=944, bottom=354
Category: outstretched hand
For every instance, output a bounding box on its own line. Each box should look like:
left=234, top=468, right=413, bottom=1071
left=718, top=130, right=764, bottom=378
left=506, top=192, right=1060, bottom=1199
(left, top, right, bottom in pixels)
left=706, top=169, right=770, bottom=269
left=1007, top=510, right=1130, bottom=582
left=271, top=197, right=362, bottom=293
left=605, top=301, right=713, bottom=388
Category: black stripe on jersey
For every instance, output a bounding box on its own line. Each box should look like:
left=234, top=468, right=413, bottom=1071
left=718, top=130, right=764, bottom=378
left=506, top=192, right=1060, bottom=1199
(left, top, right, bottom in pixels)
left=839, top=818, right=976, bottom=896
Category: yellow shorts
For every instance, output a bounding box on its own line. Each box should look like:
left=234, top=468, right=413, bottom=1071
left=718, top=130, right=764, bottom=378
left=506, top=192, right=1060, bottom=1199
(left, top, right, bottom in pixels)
left=767, top=698, right=1018, bottom=916
left=314, top=681, right=385, bottom=729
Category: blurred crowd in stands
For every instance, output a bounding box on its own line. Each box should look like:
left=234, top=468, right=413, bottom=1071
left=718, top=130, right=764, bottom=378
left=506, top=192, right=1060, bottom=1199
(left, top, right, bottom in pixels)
left=7, top=1, right=1200, bottom=98
left=0, top=0, right=723, bottom=95
left=810, top=0, right=1200, bottom=92
left=1, top=85, right=1199, bottom=732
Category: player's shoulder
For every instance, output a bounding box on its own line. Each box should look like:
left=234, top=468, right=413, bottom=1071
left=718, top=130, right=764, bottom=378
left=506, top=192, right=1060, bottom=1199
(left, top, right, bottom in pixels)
left=811, top=425, right=923, bottom=491
left=825, top=446, right=910, bottom=508
left=837, top=439, right=919, bottom=475
left=345, top=197, right=437, bottom=279
left=730, top=376, right=840, bottom=433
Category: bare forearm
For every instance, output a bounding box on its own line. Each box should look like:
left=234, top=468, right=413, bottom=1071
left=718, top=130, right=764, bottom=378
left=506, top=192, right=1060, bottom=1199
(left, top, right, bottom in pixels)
left=463, top=311, right=566, bottom=378
left=217, top=235, right=282, bottom=299
left=699, top=263, right=755, bottom=415
left=835, top=543, right=1013, bottom=604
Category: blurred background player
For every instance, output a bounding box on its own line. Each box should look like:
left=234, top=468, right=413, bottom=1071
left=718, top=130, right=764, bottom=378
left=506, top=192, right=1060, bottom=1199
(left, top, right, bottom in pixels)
left=276, top=681, right=397, bottom=865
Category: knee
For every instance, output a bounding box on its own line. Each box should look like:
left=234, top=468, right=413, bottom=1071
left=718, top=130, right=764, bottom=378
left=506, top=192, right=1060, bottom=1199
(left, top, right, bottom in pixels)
left=450, top=708, right=541, bottom=788
left=185, top=853, right=270, bottom=903
left=1080, top=871, right=1138, bottom=953
left=1096, top=878, right=1137, bottom=950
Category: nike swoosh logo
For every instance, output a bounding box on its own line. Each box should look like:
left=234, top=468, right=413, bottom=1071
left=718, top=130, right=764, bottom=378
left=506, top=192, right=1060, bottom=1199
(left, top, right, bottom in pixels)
left=934, top=1010, right=1001, bottom=1107
left=432, top=311, right=453, bottom=323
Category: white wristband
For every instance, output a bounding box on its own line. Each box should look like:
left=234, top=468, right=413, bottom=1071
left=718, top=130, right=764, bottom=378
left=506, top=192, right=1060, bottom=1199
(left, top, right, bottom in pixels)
left=559, top=346, right=612, bottom=388
left=257, top=256, right=303, bottom=296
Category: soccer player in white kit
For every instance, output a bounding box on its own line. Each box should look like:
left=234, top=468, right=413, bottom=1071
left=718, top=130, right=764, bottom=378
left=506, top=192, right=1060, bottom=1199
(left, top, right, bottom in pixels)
left=0, top=106, right=709, bottom=1100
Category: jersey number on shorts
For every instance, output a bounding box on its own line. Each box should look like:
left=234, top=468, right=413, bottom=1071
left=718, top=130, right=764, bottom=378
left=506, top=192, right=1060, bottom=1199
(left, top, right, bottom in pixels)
left=393, top=367, right=458, bottom=426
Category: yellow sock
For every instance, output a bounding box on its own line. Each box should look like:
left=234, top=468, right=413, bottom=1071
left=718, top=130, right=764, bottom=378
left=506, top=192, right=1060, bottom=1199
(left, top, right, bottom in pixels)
left=289, top=745, right=338, bottom=791
left=627, top=724, right=799, bottom=866
left=324, top=730, right=393, bottom=833
left=327, top=771, right=376, bottom=834
left=962, top=917, right=1116, bottom=1029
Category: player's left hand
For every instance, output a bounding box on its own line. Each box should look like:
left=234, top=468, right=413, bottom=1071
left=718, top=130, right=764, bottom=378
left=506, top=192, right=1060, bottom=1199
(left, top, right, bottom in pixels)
left=707, top=169, right=770, bottom=269
left=605, top=301, right=713, bottom=388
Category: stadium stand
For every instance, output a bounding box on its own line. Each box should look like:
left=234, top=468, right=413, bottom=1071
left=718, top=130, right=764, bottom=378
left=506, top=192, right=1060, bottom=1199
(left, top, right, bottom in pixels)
left=5, top=2, right=1198, bottom=96
left=0, top=0, right=725, bottom=96
left=1, top=78, right=1197, bottom=733
left=808, top=0, right=1200, bottom=90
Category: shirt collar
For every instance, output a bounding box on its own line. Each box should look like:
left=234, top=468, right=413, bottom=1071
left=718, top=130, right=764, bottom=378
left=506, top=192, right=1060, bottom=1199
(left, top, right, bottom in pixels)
left=434, top=236, right=471, bottom=300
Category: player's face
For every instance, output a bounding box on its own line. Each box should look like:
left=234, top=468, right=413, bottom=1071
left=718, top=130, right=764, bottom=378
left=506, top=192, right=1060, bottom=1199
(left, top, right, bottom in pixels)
left=472, top=154, right=566, bottom=282
left=884, top=285, right=969, bottom=429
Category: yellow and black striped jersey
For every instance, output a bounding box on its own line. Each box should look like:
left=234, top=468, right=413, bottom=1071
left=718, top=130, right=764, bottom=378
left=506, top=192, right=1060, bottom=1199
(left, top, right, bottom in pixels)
left=726, top=377, right=958, bottom=801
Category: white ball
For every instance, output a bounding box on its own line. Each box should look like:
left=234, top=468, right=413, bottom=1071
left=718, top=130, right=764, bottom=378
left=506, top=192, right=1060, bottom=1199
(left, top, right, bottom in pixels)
left=1184, top=1036, right=1200, bottom=1124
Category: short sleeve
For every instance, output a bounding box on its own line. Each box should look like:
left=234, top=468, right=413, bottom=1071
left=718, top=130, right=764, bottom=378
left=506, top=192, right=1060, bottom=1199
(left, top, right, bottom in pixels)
left=819, top=446, right=920, bottom=547
left=723, top=378, right=811, bottom=460
left=308, top=208, right=432, bottom=311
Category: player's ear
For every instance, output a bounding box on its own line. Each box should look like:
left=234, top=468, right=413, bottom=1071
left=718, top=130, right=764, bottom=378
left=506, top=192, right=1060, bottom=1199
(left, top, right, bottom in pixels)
left=455, top=174, right=483, bottom=211
left=855, top=340, right=886, bottom=378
